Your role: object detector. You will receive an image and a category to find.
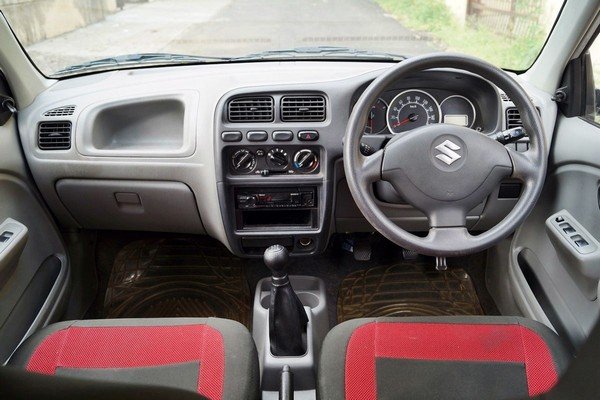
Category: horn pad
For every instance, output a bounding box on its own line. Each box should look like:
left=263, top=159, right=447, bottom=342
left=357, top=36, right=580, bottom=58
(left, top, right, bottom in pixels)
left=382, top=124, right=512, bottom=210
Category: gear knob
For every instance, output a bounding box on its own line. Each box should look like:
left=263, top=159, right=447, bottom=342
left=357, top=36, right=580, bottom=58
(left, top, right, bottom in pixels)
left=264, top=244, right=289, bottom=278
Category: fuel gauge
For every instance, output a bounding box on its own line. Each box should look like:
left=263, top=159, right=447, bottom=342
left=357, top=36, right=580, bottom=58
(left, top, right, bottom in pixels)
left=440, top=95, right=476, bottom=128
left=364, top=98, right=388, bottom=134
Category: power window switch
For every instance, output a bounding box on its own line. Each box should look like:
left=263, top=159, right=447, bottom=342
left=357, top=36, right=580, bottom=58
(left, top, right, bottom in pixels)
left=555, top=216, right=564, bottom=223
left=0, top=231, right=13, bottom=243
left=559, top=223, right=576, bottom=234
left=572, top=235, right=590, bottom=247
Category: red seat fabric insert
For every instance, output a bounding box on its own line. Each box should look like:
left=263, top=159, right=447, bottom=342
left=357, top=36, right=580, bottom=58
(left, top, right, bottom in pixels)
left=345, top=322, right=559, bottom=400
left=25, top=324, right=224, bottom=400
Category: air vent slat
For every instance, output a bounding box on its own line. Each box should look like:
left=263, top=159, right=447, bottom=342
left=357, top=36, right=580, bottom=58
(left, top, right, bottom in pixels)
left=280, top=95, right=326, bottom=122
left=228, top=96, right=274, bottom=122
left=38, top=121, right=72, bottom=150
left=43, top=105, right=75, bottom=117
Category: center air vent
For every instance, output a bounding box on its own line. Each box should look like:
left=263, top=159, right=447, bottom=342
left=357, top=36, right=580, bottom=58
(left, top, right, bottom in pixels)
left=38, top=121, right=72, bottom=150
left=506, top=107, right=522, bottom=129
left=43, top=105, right=75, bottom=117
left=281, top=95, right=326, bottom=122
left=228, top=96, right=274, bottom=122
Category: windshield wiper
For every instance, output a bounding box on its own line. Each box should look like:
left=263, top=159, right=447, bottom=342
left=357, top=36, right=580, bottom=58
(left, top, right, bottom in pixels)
left=51, top=53, right=230, bottom=77
left=233, top=46, right=407, bottom=61
left=51, top=47, right=405, bottom=78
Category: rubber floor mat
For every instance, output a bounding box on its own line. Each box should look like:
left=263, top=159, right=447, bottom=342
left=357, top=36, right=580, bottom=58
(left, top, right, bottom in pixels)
left=104, top=238, right=251, bottom=327
left=337, top=263, right=483, bottom=323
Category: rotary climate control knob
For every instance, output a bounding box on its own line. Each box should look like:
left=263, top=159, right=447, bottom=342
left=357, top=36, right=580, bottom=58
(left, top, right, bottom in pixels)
left=266, top=148, right=289, bottom=170
left=293, top=149, right=319, bottom=173
left=231, top=149, right=256, bottom=173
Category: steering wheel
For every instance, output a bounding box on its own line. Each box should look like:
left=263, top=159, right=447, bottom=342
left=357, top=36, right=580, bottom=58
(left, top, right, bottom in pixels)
left=344, top=53, right=547, bottom=257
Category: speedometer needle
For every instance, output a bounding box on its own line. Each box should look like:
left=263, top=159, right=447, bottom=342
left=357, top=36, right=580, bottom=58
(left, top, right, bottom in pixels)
left=393, top=113, right=419, bottom=128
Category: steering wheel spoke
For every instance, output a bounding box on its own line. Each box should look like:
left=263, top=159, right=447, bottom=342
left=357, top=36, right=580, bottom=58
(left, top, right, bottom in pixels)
left=356, top=149, right=384, bottom=188
left=425, top=225, right=472, bottom=246
left=426, top=207, right=468, bottom=229
left=508, top=148, right=538, bottom=182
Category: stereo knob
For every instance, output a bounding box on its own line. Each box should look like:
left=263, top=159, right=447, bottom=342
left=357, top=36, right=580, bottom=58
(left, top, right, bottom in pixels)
left=231, top=149, right=256, bottom=173
left=293, top=149, right=319, bottom=173
left=266, top=148, right=289, bottom=170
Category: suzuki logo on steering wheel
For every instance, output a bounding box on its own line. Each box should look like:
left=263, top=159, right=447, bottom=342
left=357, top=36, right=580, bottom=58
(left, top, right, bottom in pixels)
left=434, top=140, right=462, bottom=165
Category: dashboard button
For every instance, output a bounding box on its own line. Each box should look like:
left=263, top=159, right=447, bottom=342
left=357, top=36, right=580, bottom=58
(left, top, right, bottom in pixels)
left=298, top=130, right=319, bottom=141
left=221, top=131, right=242, bottom=142
left=247, top=131, right=268, bottom=141
left=272, top=130, right=293, bottom=141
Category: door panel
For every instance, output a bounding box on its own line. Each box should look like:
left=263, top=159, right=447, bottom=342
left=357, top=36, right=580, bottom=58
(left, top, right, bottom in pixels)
left=0, top=92, right=69, bottom=362
left=508, top=115, right=600, bottom=349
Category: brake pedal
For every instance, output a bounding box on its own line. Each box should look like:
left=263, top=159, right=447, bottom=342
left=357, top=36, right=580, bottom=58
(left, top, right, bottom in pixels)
left=352, top=239, right=372, bottom=261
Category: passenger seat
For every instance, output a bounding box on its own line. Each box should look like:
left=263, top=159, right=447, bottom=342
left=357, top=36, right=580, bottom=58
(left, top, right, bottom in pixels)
left=8, top=318, right=259, bottom=400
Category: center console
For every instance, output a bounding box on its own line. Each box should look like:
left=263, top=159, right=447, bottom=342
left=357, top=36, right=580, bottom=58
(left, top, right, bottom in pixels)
left=215, top=89, right=342, bottom=257
left=253, top=245, right=329, bottom=399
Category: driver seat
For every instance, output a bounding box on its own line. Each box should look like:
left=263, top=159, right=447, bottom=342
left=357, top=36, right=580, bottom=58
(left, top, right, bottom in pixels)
left=318, top=316, right=570, bottom=400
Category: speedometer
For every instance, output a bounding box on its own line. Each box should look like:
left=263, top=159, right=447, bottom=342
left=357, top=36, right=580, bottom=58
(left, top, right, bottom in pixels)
left=386, top=90, right=441, bottom=134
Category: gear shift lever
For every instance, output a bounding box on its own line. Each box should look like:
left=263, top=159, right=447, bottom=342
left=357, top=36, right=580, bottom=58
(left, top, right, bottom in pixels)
left=264, top=244, right=289, bottom=280
left=264, top=245, right=308, bottom=356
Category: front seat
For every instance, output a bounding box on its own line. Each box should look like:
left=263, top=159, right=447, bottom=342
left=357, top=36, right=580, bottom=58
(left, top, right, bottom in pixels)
left=318, top=316, right=570, bottom=400
left=8, top=318, right=259, bottom=400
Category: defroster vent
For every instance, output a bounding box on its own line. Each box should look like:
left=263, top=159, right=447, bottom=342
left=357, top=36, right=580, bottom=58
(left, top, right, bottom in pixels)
left=281, top=95, right=326, bottom=122
left=228, top=96, right=274, bottom=122
left=43, top=105, right=75, bottom=117
left=38, top=121, right=72, bottom=150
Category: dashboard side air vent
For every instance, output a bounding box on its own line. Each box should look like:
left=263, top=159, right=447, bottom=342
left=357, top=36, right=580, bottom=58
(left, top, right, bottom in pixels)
left=506, top=107, right=522, bottom=129
left=43, top=105, right=75, bottom=117
left=38, top=121, right=72, bottom=150
left=227, top=96, right=274, bottom=122
left=281, top=95, right=326, bottom=122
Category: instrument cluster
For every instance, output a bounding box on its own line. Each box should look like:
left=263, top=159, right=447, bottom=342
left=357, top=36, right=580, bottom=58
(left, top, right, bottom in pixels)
left=364, top=89, right=482, bottom=135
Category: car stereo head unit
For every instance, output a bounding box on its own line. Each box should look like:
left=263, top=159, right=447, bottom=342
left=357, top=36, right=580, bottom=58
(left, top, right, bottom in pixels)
left=235, top=187, right=316, bottom=209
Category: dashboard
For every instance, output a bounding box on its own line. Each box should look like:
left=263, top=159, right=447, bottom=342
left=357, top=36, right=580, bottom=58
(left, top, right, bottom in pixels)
left=17, top=61, right=557, bottom=257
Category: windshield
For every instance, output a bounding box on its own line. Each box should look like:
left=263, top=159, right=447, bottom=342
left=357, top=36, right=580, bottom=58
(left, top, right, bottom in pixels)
left=2, top=0, right=563, bottom=78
